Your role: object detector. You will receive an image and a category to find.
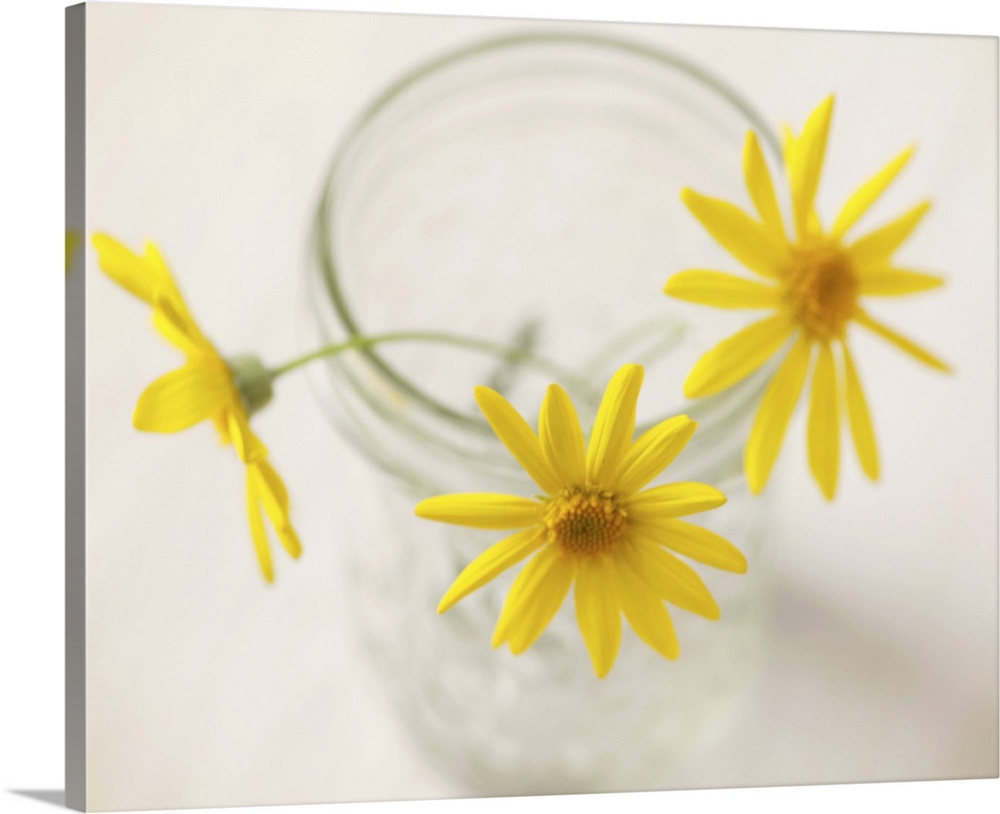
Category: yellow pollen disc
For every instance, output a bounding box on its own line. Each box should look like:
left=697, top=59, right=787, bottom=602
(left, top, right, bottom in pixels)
left=784, top=241, right=858, bottom=340
left=544, top=488, right=627, bottom=556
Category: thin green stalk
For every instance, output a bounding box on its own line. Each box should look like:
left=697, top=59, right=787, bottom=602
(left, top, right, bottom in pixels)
left=267, top=330, right=598, bottom=405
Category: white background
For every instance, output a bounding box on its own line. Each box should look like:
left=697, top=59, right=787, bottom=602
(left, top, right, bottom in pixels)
left=3, top=1, right=1000, bottom=814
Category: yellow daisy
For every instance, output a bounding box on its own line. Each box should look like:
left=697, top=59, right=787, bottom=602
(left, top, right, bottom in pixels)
left=665, top=95, right=949, bottom=500
left=415, top=364, right=746, bottom=678
left=92, top=233, right=301, bottom=582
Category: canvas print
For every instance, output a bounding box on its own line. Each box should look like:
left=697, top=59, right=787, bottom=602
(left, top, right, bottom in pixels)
left=66, top=2, right=998, bottom=810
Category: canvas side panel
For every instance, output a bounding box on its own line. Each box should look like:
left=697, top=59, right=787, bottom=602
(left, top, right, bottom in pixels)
left=66, top=3, right=87, bottom=811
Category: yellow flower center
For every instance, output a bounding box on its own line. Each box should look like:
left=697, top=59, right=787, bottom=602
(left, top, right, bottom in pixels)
left=544, top=487, right=627, bottom=556
left=784, top=241, right=858, bottom=340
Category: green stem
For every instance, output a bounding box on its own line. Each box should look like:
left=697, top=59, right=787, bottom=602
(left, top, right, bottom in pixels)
left=267, top=330, right=598, bottom=403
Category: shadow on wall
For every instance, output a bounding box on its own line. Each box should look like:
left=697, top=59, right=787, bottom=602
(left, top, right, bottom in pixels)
left=8, top=791, right=67, bottom=810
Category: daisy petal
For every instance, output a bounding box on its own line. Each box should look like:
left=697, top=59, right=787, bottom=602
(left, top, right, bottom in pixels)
left=227, top=409, right=268, bottom=463
left=832, top=146, right=914, bottom=238
left=615, top=565, right=679, bottom=660
left=856, top=267, right=944, bottom=296
left=743, top=131, right=787, bottom=243
left=841, top=343, right=879, bottom=481
left=627, top=482, right=727, bottom=518
left=781, top=123, right=796, bottom=164
left=575, top=556, right=622, bottom=678
left=790, top=95, right=834, bottom=238
left=92, top=233, right=164, bottom=305
left=539, top=384, right=587, bottom=487
left=133, top=361, right=231, bottom=433
left=586, top=364, right=644, bottom=483
left=437, top=529, right=546, bottom=613
left=626, top=538, right=721, bottom=620
left=847, top=201, right=931, bottom=267
left=632, top=517, right=747, bottom=573
left=807, top=342, right=840, bottom=500
left=684, top=315, right=792, bottom=399
left=854, top=310, right=951, bottom=372
left=252, top=461, right=301, bottom=559
left=145, top=244, right=202, bottom=333
left=680, top=188, right=788, bottom=277
left=246, top=471, right=274, bottom=583
left=253, top=459, right=289, bottom=512
left=744, top=336, right=812, bottom=494
left=415, top=494, right=542, bottom=530
left=275, top=526, right=301, bottom=562
left=665, top=270, right=781, bottom=309
left=152, top=298, right=204, bottom=356
left=475, top=387, right=562, bottom=494
left=493, top=546, right=575, bottom=653
left=613, top=415, right=697, bottom=495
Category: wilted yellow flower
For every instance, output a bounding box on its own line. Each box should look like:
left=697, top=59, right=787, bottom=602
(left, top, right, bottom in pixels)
left=92, top=234, right=301, bottom=581
left=665, top=96, right=949, bottom=500
left=416, top=364, right=746, bottom=678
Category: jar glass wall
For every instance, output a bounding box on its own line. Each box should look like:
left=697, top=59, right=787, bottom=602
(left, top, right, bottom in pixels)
left=307, top=31, right=779, bottom=794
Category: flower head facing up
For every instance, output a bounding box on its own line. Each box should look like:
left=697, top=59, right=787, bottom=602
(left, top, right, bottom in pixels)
left=665, top=96, right=949, bottom=500
left=415, top=364, right=747, bottom=678
left=93, top=234, right=300, bottom=582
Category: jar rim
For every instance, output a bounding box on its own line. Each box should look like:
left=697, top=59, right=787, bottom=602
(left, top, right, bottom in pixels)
left=309, top=29, right=781, bottom=479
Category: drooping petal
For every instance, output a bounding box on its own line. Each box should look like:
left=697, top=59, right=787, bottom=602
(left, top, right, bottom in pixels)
left=683, top=315, right=792, bottom=399
left=211, top=412, right=232, bottom=446
left=847, top=201, right=931, bottom=268
left=414, top=494, right=543, bottom=530
left=253, top=458, right=289, bottom=513
left=744, top=336, right=812, bottom=494
left=133, top=361, right=231, bottom=433
left=252, top=460, right=302, bottom=559
left=144, top=243, right=205, bottom=342
left=841, top=342, right=879, bottom=481
left=831, top=146, right=914, bottom=238
left=246, top=471, right=274, bottom=583
left=492, top=546, right=575, bottom=653
left=790, top=96, right=835, bottom=239
left=626, top=482, right=727, bottom=519
left=743, top=130, right=787, bottom=243
left=807, top=341, right=840, bottom=500
left=854, top=310, right=951, bottom=372
left=585, top=364, right=644, bottom=484
left=680, top=188, right=788, bottom=277
left=631, top=517, right=747, bottom=573
left=856, top=267, right=944, bottom=296
left=613, top=416, right=697, bottom=495
left=474, top=387, right=562, bottom=494
left=226, top=409, right=268, bottom=463
left=92, top=233, right=164, bottom=305
left=272, top=520, right=301, bottom=562
left=625, top=537, right=721, bottom=620
left=665, top=270, right=781, bottom=309
left=615, top=565, right=679, bottom=660
left=152, top=297, right=206, bottom=357
left=539, top=384, right=587, bottom=487
left=437, top=529, right=546, bottom=613
left=574, top=556, right=622, bottom=678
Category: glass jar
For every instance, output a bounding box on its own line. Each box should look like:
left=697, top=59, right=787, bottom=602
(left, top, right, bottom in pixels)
left=307, top=31, right=779, bottom=795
